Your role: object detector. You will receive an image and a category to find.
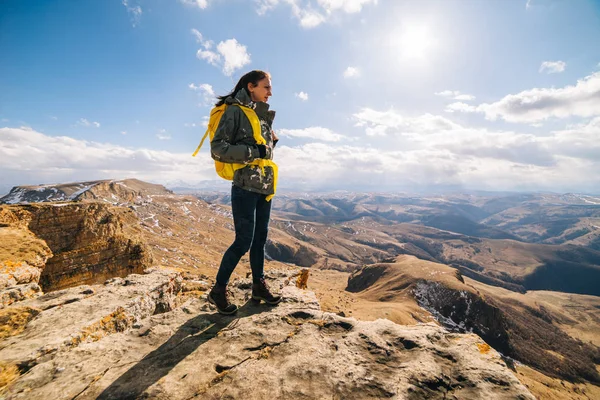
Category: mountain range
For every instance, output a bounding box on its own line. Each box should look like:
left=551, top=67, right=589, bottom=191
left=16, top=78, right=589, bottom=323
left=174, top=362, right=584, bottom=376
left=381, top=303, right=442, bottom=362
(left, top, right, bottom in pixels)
left=1, top=179, right=599, bottom=399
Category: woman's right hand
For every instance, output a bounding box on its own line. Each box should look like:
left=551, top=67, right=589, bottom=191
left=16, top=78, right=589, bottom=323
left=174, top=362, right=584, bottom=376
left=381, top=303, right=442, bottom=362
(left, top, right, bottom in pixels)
left=256, top=144, right=268, bottom=159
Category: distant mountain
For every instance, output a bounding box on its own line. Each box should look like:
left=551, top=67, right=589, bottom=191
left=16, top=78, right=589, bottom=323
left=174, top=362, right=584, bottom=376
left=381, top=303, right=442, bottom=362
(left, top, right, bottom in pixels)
left=197, top=192, right=600, bottom=242
left=257, top=192, right=600, bottom=247
left=481, top=199, right=600, bottom=247
left=188, top=192, right=600, bottom=295
left=376, top=223, right=600, bottom=296
left=6, top=182, right=600, bottom=295
left=165, top=179, right=230, bottom=193
left=0, top=179, right=172, bottom=205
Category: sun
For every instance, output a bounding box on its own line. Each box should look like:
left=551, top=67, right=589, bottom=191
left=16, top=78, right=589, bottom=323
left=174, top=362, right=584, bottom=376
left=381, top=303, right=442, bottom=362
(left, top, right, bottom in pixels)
left=394, top=24, right=436, bottom=60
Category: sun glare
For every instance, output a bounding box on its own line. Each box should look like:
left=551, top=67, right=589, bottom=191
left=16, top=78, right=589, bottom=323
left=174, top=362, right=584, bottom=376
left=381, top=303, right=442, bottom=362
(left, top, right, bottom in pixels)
left=394, top=24, right=436, bottom=60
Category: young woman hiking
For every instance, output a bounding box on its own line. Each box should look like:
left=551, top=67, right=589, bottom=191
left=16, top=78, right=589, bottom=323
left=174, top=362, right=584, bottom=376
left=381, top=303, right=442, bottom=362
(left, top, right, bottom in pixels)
left=208, top=70, right=281, bottom=315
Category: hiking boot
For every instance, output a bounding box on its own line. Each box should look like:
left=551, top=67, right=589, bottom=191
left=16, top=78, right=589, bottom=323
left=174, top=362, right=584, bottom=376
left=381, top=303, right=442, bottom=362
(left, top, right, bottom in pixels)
left=208, top=284, right=238, bottom=315
left=252, top=278, right=282, bottom=305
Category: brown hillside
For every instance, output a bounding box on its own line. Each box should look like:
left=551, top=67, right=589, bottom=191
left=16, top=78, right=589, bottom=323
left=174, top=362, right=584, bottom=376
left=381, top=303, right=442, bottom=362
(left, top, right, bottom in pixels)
left=346, top=255, right=600, bottom=385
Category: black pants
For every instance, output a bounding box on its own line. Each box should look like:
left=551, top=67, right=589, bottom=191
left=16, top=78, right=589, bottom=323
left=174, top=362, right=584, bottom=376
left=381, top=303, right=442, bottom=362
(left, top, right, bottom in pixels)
left=215, top=184, right=272, bottom=286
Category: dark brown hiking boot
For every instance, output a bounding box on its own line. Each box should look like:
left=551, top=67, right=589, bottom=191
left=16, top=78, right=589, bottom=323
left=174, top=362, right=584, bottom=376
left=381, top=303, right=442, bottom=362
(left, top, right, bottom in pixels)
left=208, top=284, right=238, bottom=315
left=252, top=278, right=282, bottom=305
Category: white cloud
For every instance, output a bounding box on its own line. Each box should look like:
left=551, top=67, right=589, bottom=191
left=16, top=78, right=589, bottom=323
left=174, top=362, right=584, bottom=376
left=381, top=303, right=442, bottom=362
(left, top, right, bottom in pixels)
left=278, top=126, right=346, bottom=142
left=256, top=0, right=281, bottom=15
left=2, top=120, right=600, bottom=193
left=189, top=83, right=216, bottom=106
left=156, top=129, right=171, bottom=140
left=2, top=119, right=9, bottom=122
left=343, top=67, right=360, bottom=78
left=256, top=0, right=376, bottom=28
left=50, top=116, right=58, bottom=120
left=526, top=0, right=532, bottom=10
left=180, top=0, right=210, bottom=9
left=193, top=31, right=251, bottom=76
left=197, top=49, right=220, bottom=66
left=454, top=94, right=475, bottom=101
left=444, top=102, right=477, bottom=113
left=539, top=60, right=566, bottom=74
left=191, top=28, right=203, bottom=43
left=435, top=90, right=475, bottom=101
left=185, top=119, right=208, bottom=129
left=477, top=71, right=600, bottom=123
left=121, top=131, right=127, bottom=135
left=318, top=0, right=378, bottom=14
left=275, top=137, right=600, bottom=192
left=122, top=0, right=142, bottom=27
left=289, top=2, right=326, bottom=28
left=0, top=127, right=213, bottom=188
left=354, top=108, right=460, bottom=136
left=547, top=117, right=600, bottom=161
left=76, top=118, right=101, bottom=128
left=217, top=39, right=251, bottom=76
left=295, top=91, right=309, bottom=101
left=435, top=90, right=459, bottom=97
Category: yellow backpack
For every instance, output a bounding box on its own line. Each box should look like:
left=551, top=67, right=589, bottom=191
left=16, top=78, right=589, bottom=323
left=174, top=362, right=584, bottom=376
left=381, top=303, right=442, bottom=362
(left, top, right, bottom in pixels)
left=192, top=103, right=278, bottom=200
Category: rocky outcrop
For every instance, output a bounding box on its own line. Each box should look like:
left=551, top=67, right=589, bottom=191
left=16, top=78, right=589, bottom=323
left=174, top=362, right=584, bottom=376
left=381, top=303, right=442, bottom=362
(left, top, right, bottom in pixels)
left=0, top=203, right=153, bottom=293
left=0, top=269, right=534, bottom=399
left=0, top=209, right=53, bottom=307
left=0, top=268, right=182, bottom=372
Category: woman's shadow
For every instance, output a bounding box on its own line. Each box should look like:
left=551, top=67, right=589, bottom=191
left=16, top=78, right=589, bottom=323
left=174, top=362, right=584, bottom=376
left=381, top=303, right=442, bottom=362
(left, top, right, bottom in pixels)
left=96, top=299, right=271, bottom=399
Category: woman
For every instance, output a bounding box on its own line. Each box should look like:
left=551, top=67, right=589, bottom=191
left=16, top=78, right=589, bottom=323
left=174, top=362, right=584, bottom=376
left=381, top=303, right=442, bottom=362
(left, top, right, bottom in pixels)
left=208, top=70, right=281, bottom=315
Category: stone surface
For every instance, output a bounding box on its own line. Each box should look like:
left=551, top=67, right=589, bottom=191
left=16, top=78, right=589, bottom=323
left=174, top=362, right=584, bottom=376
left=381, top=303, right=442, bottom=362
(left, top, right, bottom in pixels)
left=0, top=269, right=181, bottom=371
left=1, top=270, right=534, bottom=400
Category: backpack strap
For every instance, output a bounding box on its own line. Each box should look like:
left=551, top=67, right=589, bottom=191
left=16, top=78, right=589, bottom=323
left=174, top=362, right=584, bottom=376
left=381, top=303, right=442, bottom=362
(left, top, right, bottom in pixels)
left=238, top=106, right=265, bottom=145
left=191, top=128, right=210, bottom=157
left=192, top=105, right=227, bottom=157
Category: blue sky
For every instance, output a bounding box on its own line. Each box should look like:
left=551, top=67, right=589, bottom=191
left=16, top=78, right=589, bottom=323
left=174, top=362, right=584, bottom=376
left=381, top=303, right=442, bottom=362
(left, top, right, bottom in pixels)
left=1, top=0, right=600, bottom=194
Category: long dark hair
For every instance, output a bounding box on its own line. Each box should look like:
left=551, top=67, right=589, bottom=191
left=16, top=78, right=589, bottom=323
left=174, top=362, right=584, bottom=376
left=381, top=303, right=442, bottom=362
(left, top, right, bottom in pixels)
left=215, top=70, right=271, bottom=106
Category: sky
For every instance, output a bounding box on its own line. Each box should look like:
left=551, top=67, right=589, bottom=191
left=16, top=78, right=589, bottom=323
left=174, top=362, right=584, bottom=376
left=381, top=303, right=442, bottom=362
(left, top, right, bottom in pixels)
left=1, top=0, right=600, bottom=195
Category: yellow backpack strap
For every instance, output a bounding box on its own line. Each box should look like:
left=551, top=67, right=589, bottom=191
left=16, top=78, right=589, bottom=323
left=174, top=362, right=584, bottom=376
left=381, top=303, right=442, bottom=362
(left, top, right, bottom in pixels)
left=192, top=128, right=210, bottom=157
left=239, top=106, right=265, bottom=145
left=192, top=105, right=227, bottom=157
left=238, top=105, right=278, bottom=201
left=265, top=161, right=278, bottom=202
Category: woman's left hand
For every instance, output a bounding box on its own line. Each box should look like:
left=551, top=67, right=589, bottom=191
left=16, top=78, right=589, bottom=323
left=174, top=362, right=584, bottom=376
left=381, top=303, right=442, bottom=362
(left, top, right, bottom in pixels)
left=271, top=129, right=278, bottom=142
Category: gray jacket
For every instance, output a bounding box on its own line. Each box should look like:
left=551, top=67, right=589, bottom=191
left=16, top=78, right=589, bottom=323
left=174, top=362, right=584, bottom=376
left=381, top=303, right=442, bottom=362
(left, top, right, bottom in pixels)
left=210, top=89, right=277, bottom=195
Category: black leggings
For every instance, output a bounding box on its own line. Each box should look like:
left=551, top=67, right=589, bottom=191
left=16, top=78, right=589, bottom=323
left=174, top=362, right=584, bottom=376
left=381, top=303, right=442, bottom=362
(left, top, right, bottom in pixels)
left=215, top=184, right=272, bottom=286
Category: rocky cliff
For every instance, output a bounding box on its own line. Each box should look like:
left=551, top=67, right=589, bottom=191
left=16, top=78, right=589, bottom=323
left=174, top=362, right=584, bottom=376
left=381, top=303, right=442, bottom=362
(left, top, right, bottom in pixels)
left=0, top=207, right=52, bottom=307
left=0, top=268, right=534, bottom=400
left=0, top=202, right=153, bottom=295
